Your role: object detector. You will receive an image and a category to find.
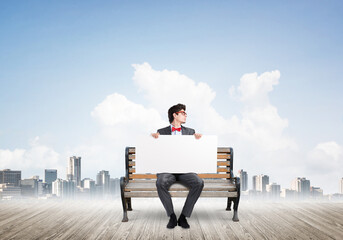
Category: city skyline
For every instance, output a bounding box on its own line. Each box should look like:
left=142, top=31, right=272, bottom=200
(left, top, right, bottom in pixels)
left=1, top=164, right=342, bottom=197
left=1, top=2, right=343, bottom=194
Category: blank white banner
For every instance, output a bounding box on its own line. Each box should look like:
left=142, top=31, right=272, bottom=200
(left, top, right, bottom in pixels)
left=135, top=135, right=218, bottom=174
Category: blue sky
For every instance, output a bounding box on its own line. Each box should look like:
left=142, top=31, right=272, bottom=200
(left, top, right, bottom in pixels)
left=1, top=1, right=342, bottom=193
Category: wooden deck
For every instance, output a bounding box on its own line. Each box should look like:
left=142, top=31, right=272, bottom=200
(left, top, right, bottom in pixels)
left=0, top=198, right=342, bottom=239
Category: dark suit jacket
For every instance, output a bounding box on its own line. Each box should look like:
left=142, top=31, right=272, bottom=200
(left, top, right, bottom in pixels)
left=157, top=125, right=195, bottom=135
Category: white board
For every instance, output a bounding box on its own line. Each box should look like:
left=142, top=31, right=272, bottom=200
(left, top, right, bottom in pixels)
left=135, top=135, right=218, bottom=173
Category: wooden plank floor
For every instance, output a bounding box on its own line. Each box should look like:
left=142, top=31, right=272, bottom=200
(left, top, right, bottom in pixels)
left=0, top=198, right=342, bottom=240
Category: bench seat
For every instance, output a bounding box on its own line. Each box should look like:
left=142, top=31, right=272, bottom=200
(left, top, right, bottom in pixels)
left=120, top=147, right=240, bottom=222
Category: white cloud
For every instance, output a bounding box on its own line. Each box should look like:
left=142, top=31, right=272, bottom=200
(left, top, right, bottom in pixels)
left=91, top=92, right=167, bottom=138
left=132, top=62, right=216, bottom=113
left=229, top=70, right=296, bottom=152
left=0, top=136, right=64, bottom=179
left=229, top=70, right=280, bottom=106
left=305, top=141, right=343, bottom=193
left=308, top=141, right=343, bottom=172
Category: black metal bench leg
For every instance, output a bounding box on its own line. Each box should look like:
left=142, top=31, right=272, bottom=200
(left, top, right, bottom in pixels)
left=232, top=177, right=240, bottom=222
left=120, top=177, right=128, bottom=222
left=226, top=197, right=233, bottom=211
left=127, top=198, right=132, bottom=211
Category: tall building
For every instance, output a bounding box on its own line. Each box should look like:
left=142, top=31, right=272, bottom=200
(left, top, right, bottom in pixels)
left=0, top=169, right=21, bottom=186
left=97, top=170, right=110, bottom=195
left=266, top=183, right=281, bottom=199
left=281, top=188, right=296, bottom=200
left=238, top=169, right=248, bottom=191
left=82, top=178, right=96, bottom=197
left=83, top=178, right=95, bottom=189
left=291, top=177, right=310, bottom=198
left=45, top=169, right=57, bottom=194
left=20, top=177, right=38, bottom=198
left=52, top=179, right=76, bottom=198
left=310, top=186, right=323, bottom=199
left=45, top=169, right=57, bottom=184
left=340, top=178, right=343, bottom=194
left=67, top=156, right=81, bottom=186
left=255, top=174, right=269, bottom=193
left=252, top=175, right=257, bottom=191
left=110, top=178, right=120, bottom=197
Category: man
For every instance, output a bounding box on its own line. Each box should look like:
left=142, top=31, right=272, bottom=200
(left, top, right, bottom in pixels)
left=151, top=103, right=204, bottom=229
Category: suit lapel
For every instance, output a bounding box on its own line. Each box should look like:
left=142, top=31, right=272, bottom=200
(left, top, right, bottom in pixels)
left=181, top=125, right=187, bottom=135
left=166, top=126, right=172, bottom=135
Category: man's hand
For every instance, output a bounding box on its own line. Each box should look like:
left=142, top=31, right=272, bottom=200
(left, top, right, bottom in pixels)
left=151, top=132, right=160, bottom=139
left=194, top=133, right=202, bottom=139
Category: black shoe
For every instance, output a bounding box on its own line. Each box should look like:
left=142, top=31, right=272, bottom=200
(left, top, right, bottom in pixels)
left=167, top=213, right=177, bottom=229
left=178, top=214, right=190, bottom=229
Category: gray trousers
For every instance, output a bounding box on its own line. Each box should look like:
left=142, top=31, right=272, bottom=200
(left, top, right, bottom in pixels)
left=156, top=173, right=204, bottom=218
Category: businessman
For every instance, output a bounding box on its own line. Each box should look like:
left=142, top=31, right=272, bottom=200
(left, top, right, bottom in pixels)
left=151, top=103, right=204, bottom=229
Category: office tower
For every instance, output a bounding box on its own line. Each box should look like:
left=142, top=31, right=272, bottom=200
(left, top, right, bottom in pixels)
left=45, top=169, right=57, bottom=184
left=45, top=169, right=57, bottom=194
left=52, top=179, right=63, bottom=197
left=252, top=175, right=257, bottom=191
left=83, top=178, right=95, bottom=189
left=0, top=169, right=21, bottom=186
left=310, top=186, right=323, bottom=199
left=82, top=178, right=96, bottom=197
left=266, top=183, right=281, bottom=198
left=291, top=177, right=310, bottom=198
left=280, top=189, right=296, bottom=200
left=20, top=177, right=38, bottom=197
left=340, top=178, right=343, bottom=194
left=238, top=169, right=248, bottom=191
left=67, top=156, right=81, bottom=186
left=97, top=170, right=110, bottom=195
left=110, top=178, right=120, bottom=197
left=52, top=179, right=75, bottom=198
left=255, top=174, right=269, bottom=193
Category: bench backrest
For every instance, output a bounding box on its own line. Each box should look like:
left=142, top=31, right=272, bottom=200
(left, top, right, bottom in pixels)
left=125, top=147, right=233, bottom=181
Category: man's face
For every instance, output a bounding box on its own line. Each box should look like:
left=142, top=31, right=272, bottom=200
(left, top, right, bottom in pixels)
left=173, top=109, right=187, bottom=124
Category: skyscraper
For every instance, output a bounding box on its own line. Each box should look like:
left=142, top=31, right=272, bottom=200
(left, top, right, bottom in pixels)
left=45, top=169, right=57, bottom=184
left=67, top=156, right=81, bottom=186
left=0, top=169, right=21, bottom=186
left=310, top=186, right=323, bottom=199
left=52, top=178, right=75, bottom=198
left=291, top=177, right=310, bottom=198
left=255, top=174, right=269, bottom=193
left=45, top=169, right=57, bottom=194
left=252, top=175, right=257, bottom=191
left=97, top=170, right=110, bottom=195
left=238, top=169, right=248, bottom=191
left=20, top=177, right=38, bottom=198
left=266, top=183, right=281, bottom=199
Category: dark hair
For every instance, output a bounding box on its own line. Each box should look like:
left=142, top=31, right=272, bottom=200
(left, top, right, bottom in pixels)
left=168, top=103, right=186, bottom=123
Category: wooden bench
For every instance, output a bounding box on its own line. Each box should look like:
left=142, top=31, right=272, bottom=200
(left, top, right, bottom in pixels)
left=120, top=147, right=240, bottom=222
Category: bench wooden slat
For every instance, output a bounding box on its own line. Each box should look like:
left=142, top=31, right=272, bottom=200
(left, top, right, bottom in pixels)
left=128, top=179, right=234, bottom=183
left=129, top=173, right=231, bottom=179
left=129, top=154, right=230, bottom=160
left=124, top=191, right=237, bottom=197
left=129, top=161, right=230, bottom=167
left=129, top=168, right=229, bottom=174
left=128, top=147, right=231, bottom=154
left=125, top=182, right=236, bottom=191
left=217, top=161, right=230, bottom=166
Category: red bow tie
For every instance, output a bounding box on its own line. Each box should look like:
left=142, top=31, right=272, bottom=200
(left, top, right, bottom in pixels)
left=172, top=127, right=181, bottom=132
